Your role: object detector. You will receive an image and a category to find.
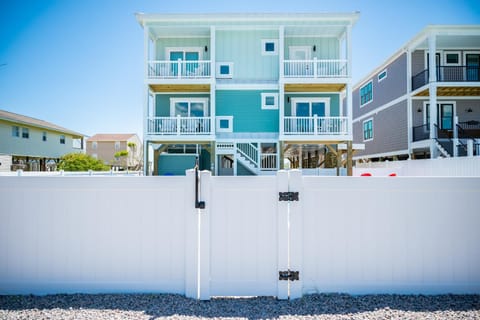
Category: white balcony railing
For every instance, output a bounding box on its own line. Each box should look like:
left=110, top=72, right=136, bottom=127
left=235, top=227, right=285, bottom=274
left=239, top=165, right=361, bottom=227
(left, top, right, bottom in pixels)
left=284, top=59, right=348, bottom=78
left=147, top=116, right=212, bottom=135
left=283, top=116, right=349, bottom=135
left=260, top=154, right=277, bottom=171
left=148, top=60, right=211, bottom=79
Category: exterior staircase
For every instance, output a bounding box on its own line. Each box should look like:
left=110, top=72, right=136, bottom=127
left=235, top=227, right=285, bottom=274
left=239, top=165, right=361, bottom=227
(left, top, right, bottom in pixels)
left=434, top=139, right=451, bottom=158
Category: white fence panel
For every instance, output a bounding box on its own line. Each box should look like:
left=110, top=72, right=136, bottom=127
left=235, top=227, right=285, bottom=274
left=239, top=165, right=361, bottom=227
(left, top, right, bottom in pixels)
left=301, top=176, right=480, bottom=295
left=0, top=177, right=187, bottom=295
left=209, top=176, right=278, bottom=297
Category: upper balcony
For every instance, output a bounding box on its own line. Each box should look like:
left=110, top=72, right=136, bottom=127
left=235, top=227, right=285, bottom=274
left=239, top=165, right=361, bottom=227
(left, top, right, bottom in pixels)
left=412, top=66, right=480, bottom=91
left=148, top=60, right=212, bottom=80
left=283, top=59, right=348, bottom=79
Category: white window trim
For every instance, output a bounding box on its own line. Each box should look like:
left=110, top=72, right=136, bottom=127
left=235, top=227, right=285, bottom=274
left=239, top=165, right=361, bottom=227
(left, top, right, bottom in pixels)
left=363, top=118, right=374, bottom=142
left=291, top=97, right=330, bottom=116
left=359, top=80, right=373, bottom=107
left=261, top=39, right=278, bottom=56
left=377, top=69, right=388, bottom=82
left=288, top=46, right=312, bottom=60
left=216, top=116, right=233, bottom=133
left=423, top=101, right=456, bottom=125
left=165, top=47, right=203, bottom=61
left=463, top=51, right=480, bottom=66
left=444, top=51, right=461, bottom=66
left=261, top=92, right=279, bottom=110
left=169, top=97, right=209, bottom=117
left=216, top=62, right=234, bottom=79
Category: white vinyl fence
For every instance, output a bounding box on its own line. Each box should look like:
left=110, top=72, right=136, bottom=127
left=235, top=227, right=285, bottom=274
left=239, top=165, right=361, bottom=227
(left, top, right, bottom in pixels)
left=354, top=157, right=480, bottom=176
left=0, top=171, right=479, bottom=299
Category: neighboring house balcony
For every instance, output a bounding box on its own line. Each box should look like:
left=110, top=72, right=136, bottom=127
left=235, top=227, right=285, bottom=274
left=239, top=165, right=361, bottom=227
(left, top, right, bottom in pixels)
left=412, top=121, right=480, bottom=157
left=412, top=66, right=480, bottom=91
left=146, top=115, right=214, bottom=141
left=280, top=116, right=350, bottom=141
left=283, top=59, right=348, bottom=79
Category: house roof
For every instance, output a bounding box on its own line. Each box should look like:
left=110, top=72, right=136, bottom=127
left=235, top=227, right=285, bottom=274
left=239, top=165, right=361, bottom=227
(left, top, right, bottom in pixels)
left=87, top=133, right=138, bottom=142
left=0, top=109, right=84, bottom=137
left=354, top=24, right=480, bottom=90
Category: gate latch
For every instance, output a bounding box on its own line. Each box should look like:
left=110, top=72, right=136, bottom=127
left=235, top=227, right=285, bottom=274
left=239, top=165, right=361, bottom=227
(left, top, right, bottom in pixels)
left=279, top=270, right=299, bottom=281
left=278, top=192, right=299, bottom=202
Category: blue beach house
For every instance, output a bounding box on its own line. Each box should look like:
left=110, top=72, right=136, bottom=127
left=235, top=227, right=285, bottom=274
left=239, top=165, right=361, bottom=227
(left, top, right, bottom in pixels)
left=136, top=13, right=359, bottom=175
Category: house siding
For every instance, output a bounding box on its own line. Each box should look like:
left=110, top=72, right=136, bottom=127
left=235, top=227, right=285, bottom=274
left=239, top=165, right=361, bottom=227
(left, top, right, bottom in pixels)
left=0, top=120, right=80, bottom=158
left=216, top=90, right=279, bottom=132
left=216, top=30, right=279, bottom=81
left=284, top=93, right=340, bottom=116
left=353, top=53, right=407, bottom=120
left=284, top=37, right=339, bottom=59
left=156, top=37, right=211, bottom=61
left=155, top=94, right=210, bottom=117
left=354, top=100, right=408, bottom=157
left=411, top=50, right=425, bottom=77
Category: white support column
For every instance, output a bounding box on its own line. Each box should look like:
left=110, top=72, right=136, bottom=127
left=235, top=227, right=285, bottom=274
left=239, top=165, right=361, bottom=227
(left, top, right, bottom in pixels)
left=453, top=116, right=459, bottom=157
left=210, top=26, right=216, bottom=137
left=346, top=83, right=353, bottom=140
left=144, top=25, right=150, bottom=79
left=279, top=26, right=285, bottom=79
left=406, top=49, right=413, bottom=157
left=346, top=25, right=352, bottom=78
left=428, top=33, right=438, bottom=158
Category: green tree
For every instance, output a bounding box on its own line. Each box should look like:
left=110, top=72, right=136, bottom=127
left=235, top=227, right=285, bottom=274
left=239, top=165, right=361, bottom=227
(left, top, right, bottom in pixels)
left=57, top=153, right=109, bottom=171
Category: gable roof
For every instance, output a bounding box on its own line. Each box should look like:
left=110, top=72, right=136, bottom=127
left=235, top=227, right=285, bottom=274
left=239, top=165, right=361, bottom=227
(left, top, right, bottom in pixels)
left=0, top=109, right=84, bottom=137
left=87, top=133, right=138, bottom=142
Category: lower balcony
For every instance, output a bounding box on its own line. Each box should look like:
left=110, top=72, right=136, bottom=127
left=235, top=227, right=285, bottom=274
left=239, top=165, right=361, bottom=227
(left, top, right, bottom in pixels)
left=281, top=116, right=349, bottom=141
left=147, top=116, right=213, bottom=139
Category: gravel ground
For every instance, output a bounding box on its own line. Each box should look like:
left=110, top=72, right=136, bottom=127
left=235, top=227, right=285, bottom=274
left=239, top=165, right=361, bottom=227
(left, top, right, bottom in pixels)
left=1, top=293, right=479, bottom=319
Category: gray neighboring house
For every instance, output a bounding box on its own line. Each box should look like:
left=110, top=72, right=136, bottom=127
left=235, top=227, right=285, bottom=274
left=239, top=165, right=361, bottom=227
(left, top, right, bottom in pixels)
left=352, top=25, right=480, bottom=162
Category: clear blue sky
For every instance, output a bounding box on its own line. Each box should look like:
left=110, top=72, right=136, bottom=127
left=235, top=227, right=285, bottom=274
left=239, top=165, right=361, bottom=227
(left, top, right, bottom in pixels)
left=1, top=0, right=479, bottom=139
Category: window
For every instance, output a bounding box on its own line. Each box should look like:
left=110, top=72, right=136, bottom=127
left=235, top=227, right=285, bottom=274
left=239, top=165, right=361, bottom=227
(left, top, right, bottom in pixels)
left=170, top=98, right=209, bottom=117
left=114, top=141, right=120, bottom=150
left=12, top=126, right=19, bottom=137
left=261, top=39, right=278, bottom=55
left=377, top=69, right=387, bottom=82
left=261, top=93, right=279, bottom=110
left=363, top=119, right=373, bottom=141
left=60, top=135, right=65, bottom=144
left=42, top=132, right=47, bottom=141
left=445, top=52, right=460, bottom=65
left=22, top=128, right=29, bottom=139
left=92, top=141, right=97, bottom=150
left=216, top=116, right=233, bottom=133
left=291, top=98, right=330, bottom=117
left=216, top=62, right=233, bottom=78
left=360, top=81, right=373, bottom=106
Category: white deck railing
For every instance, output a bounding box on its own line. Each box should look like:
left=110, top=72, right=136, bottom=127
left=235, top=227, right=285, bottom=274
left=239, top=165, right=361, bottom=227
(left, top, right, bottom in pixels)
left=148, top=60, right=211, bottom=79
left=260, top=154, right=277, bottom=171
left=283, top=59, right=348, bottom=78
left=284, top=116, right=348, bottom=135
left=147, top=116, right=212, bottom=135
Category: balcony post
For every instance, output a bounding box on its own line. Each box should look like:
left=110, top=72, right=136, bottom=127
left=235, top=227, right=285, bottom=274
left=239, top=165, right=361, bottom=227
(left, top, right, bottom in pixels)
left=314, top=114, right=318, bottom=135
left=313, top=57, right=317, bottom=78
left=177, top=59, right=182, bottom=79
left=453, top=116, right=459, bottom=157
left=177, top=115, right=181, bottom=134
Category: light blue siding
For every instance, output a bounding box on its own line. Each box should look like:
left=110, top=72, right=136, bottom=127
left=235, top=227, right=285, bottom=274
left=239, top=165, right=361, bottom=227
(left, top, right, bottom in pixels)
left=216, top=90, right=279, bottom=132
left=216, top=30, right=279, bottom=80
left=284, top=93, right=340, bottom=116
left=155, top=94, right=210, bottom=117
left=155, top=38, right=210, bottom=60
left=285, top=37, right=339, bottom=59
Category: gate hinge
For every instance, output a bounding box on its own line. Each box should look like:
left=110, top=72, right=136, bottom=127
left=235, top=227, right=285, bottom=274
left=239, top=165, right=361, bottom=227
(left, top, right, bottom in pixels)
left=278, top=270, right=299, bottom=281
left=278, top=192, right=299, bottom=202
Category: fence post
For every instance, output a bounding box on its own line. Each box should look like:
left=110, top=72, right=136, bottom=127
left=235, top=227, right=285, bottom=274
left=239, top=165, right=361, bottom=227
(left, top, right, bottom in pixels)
left=277, top=170, right=289, bottom=299
left=288, top=169, right=304, bottom=299
left=185, top=169, right=211, bottom=300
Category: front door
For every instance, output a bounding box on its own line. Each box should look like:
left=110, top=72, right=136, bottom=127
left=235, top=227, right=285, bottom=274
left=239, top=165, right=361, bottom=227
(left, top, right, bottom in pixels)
left=426, top=103, right=454, bottom=130
left=466, top=54, right=480, bottom=81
